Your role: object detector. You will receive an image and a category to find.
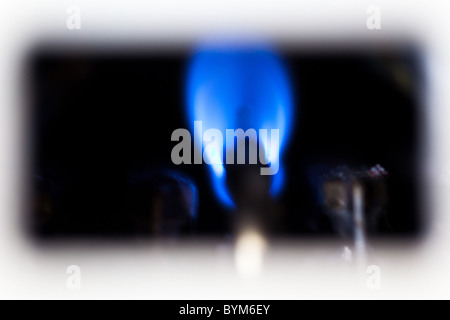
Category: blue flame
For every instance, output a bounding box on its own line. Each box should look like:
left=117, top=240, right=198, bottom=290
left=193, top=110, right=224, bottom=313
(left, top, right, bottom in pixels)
left=185, top=41, right=294, bottom=207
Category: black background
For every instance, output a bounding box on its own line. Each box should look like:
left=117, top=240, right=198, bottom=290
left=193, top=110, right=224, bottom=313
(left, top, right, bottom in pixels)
left=28, top=44, right=423, bottom=238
